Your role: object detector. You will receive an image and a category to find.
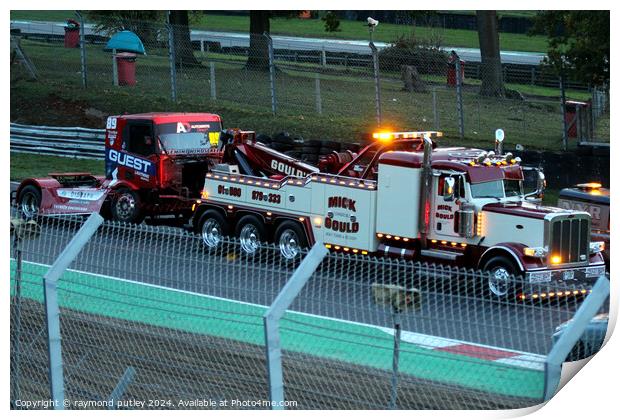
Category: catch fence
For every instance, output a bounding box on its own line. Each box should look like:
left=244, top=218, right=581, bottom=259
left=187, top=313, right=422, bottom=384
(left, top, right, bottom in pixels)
left=10, top=209, right=610, bottom=409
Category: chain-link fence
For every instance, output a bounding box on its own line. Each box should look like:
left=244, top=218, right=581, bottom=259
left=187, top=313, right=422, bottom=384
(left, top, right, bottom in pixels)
left=10, top=15, right=609, bottom=148
left=10, top=207, right=610, bottom=410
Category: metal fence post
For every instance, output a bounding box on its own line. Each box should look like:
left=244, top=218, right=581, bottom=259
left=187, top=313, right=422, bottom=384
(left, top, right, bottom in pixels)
left=76, top=11, right=87, bottom=88
left=266, top=33, right=277, bottom=115
left=543, top=276, right=610, bottom=401
left=432, top=88, right=439, bottom=130
left=167, top=22, right=177, bottom=103
left=560, top=75, right=568, bottom=151
left=321, top=45, right=326, bottom=67
left=315, top=73, right=322, bottom=115
left=455, top=57, right=465, bottom=140
left=264, top=243, right=328, bottom=409
left=112, top=48, right=118, bottom=87
left=370, top=42, right=382, bottom=125
left=210, top=62, right=217, bottom=101
left=10, top=234, right=24, bottom=406
left=44, top=213, right=104, bottom=409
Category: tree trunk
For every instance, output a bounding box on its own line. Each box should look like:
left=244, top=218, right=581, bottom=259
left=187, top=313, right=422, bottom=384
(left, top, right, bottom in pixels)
left=476, top=11, right=505, bottom=97
left=246, top=11, right=271, bottom=71
left=169, top=10, right=200, bottom=67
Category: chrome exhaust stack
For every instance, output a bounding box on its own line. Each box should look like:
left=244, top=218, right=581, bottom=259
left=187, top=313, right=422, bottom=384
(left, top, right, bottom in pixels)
left=418, top=135, right=433, bottom=248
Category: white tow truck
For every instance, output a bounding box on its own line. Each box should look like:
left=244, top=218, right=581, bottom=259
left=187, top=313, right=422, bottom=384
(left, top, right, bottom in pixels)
left=192, top=130, right=606, bottom=298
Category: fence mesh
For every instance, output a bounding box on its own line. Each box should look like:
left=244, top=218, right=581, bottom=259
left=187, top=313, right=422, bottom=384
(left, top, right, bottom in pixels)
left=10, top=207, right=609, bottom=409
left=10, top=15, right=609, bottom=147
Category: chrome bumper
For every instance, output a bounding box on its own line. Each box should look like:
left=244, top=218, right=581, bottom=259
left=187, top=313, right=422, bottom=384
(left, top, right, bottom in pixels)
left=526, top=264, right=606, bottom=284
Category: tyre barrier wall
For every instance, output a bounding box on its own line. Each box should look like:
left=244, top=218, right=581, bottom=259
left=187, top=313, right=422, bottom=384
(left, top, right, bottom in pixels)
left=10, top=123, right=105, bottom=160
left=513, top=149, right=610, bottom=189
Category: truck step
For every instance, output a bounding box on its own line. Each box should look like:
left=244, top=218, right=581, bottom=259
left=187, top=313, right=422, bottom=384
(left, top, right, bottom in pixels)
left=420, top=248, right=464, bottom=261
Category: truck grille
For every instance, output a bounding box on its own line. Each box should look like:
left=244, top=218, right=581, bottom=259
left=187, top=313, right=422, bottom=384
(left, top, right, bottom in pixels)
left=548, top=215, right=590, bottom=265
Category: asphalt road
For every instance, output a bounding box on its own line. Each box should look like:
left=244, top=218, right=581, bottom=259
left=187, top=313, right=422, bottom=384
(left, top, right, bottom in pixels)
left=10, top=19, right=546, bottom=65
left=11, top=206, right=591, bottom=357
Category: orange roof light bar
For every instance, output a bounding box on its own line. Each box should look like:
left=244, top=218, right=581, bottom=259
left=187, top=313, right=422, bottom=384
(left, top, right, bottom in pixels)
left=372, top=131, right=443, bottom=141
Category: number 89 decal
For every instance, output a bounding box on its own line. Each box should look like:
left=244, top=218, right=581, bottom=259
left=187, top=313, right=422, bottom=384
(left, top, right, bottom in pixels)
left=252, top=191, right=281, bottom=204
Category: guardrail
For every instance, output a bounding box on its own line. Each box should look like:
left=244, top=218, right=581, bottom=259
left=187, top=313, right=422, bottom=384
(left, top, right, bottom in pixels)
left=10, top=123, right=105, bottom=159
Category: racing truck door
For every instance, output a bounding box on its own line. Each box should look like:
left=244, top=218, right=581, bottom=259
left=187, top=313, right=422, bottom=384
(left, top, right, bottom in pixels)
left=107, top=119, right=158, bottom=188
left=431, top=173, right=463, bottom=239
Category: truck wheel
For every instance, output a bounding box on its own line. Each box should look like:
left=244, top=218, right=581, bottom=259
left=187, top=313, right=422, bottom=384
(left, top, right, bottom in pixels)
left=111, top=189, right=144, bottom=224
left=17, top=185, right=41, bottom=219
left=235, top=215, right=266, bottom=257
left=199, top=210, right=229, bottom=251
left=482, top=256, right=521, bottom=298
left=274, top=221, right=308, bottom=261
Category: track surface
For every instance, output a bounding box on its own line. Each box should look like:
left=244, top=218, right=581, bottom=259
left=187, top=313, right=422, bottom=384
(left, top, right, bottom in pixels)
left=10, top=20, right=546, bottom=65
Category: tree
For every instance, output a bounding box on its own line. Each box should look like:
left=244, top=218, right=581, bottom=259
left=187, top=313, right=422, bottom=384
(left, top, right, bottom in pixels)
left=168, top=11, right=201, bottom=67
left=246, top=11, right=271, bottom=70
left=531, top=11, right=609, bottom=86
left=476, top=11, right=505, bottom=97
left=88, top=10, right=163, bottom=45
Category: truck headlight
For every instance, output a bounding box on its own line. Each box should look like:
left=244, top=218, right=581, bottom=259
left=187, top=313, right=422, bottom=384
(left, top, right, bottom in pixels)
left=589, top=242, right=605, bottom=254
left=524, top=246, right=548, bottom=258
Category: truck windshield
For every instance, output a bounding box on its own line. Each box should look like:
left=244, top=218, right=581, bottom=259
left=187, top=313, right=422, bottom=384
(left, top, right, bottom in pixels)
left=156, top=121, right=222, bottom=155
left=470, top=180, right=505, bottom=198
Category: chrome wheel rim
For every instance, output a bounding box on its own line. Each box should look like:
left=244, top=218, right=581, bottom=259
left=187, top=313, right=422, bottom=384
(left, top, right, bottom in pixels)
left=201, top=219, right=222, bottom=248
left=279, top=229, right=300, bottom=260
left=115, top=193, right=135, bottom=220
left=239, top=224, right=260, bottom=254
left=489, top=267, right=510, bottom=297
left=20, top=192, right=39, bottom=218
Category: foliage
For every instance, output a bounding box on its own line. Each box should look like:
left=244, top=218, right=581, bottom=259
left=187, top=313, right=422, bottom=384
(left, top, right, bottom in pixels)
left=378, top=33, right=447, bottom=75
left=87, top=11, right=165, bottom=45
left=531, top=11, right=609, bottom=85
left=322, top=11, right=341, bottom=32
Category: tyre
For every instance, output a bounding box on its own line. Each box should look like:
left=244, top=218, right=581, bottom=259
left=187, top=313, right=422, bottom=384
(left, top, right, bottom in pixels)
left=111, top=189, right=144, bottom=224
left=271, top=142, right=293, bottom=152
left=567, top=340, right=588, bottom=362
left=17, top=185, right=41, bottom=219
left=301, top=154, right=319, bottom=163
left=319, top=147, right=337, bottom=155
left=302, top=146, right=320, bottom=154
left=274, top=221, right=308, bottom=261
left=198, top=209, right=230, bottom=251
left=320, top=140, right=341, bottom=151
left=235, top=215, right=266, bottom=257
left=482, top=255, right=521, bottom=298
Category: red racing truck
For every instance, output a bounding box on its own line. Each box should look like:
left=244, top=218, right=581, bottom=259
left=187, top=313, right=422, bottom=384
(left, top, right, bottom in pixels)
left=15, top=112, right=319, bottom=224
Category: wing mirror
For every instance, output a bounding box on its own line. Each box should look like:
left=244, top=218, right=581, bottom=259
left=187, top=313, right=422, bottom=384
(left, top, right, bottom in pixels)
left=443, top=177, right=456, bottom=201
left=523, top=168, right=546, bottom=201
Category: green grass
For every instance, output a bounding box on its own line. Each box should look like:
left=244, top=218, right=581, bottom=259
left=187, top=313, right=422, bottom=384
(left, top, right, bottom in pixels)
left=13, top=38, right=594, bottom=152
left=10, top=10, right=549, bottom=52
left=10, top=153, right=103, bottom=181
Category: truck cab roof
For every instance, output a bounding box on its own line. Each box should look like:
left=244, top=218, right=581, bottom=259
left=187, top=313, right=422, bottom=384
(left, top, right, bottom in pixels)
left=378, top=148, right=523, bottom=183
left=112, top=112, right=222, bottom=124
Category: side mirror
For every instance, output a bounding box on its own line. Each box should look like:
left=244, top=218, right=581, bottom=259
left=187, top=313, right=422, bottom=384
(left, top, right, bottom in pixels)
left=536, top=170, right=546, bottom=197
left=523, top=168, right=546, bottom=200
left=443, top=177, right=455, bottom=201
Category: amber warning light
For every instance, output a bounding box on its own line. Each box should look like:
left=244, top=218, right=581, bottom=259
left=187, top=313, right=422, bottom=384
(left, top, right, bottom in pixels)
left=372, top=131, right=443, bottom=142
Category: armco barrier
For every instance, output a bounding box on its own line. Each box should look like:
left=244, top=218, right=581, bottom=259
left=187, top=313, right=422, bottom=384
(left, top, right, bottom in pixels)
left=10, top=123, right=105, bottom=159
